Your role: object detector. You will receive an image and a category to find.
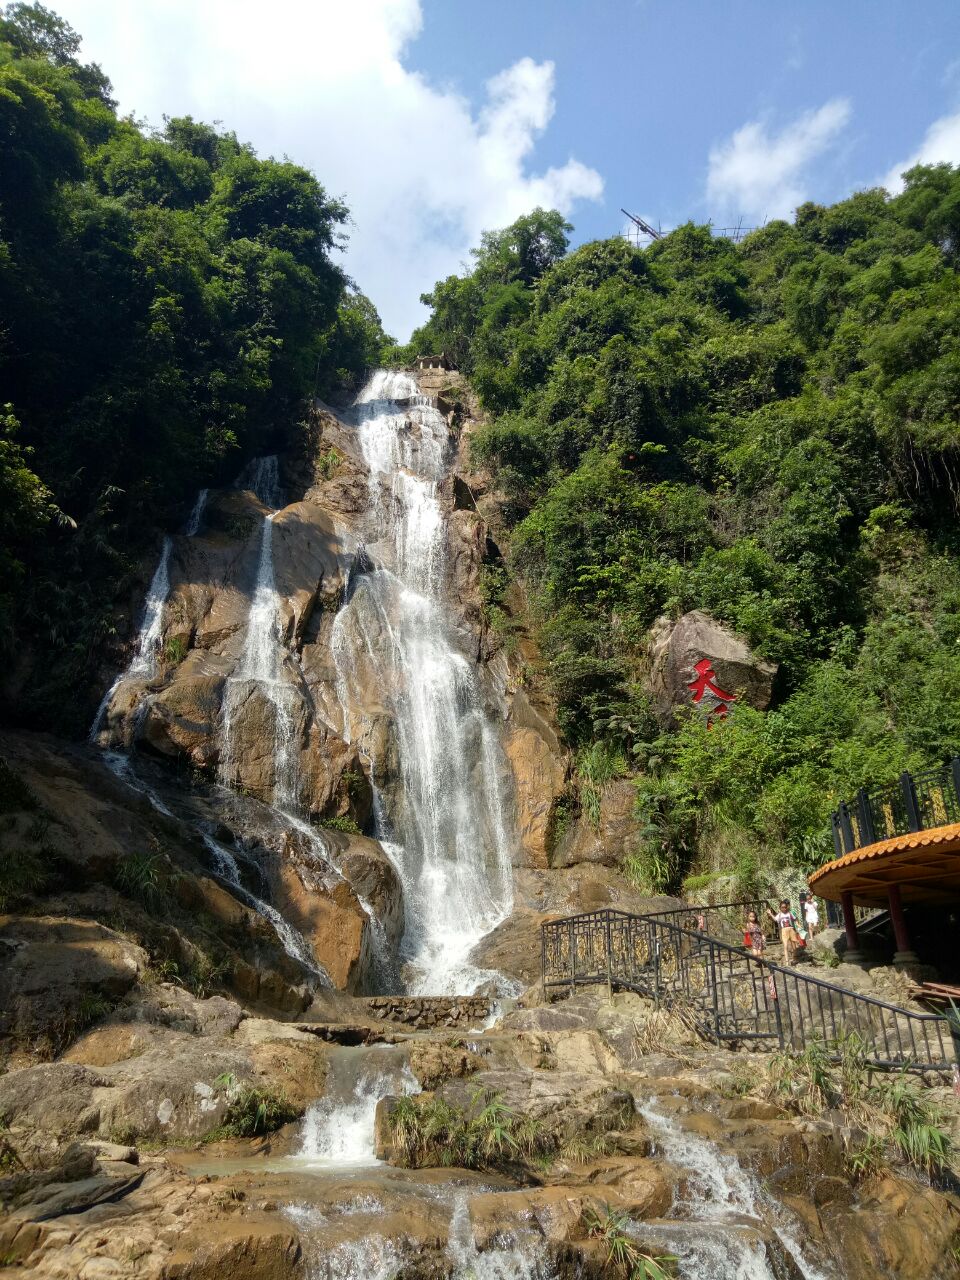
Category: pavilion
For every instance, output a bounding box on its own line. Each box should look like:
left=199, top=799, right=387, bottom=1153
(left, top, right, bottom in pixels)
left=809, top=764, right=960, bottom=968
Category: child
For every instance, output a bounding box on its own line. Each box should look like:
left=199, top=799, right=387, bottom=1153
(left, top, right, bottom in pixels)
left=744, top=910, right=765, bottom=957
left=803, top=894, right=820, bottom=938
left=767, top=899, right=802, bottom=966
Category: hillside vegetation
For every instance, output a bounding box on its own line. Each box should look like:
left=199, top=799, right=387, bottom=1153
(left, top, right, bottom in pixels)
left=396, top=175, right=960, bottom=891
left=0, top=2, right=387, bottom=728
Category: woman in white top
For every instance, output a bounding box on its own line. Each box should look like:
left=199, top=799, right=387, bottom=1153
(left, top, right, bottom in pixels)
left=803, top=896, right=820, bottom=937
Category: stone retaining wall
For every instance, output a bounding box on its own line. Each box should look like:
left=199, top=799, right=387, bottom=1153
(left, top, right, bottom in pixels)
left=359, top=995, right=492, bottom=1029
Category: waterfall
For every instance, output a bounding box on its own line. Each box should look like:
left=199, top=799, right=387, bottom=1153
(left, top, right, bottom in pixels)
left=282, top=1208, right=405, bottom=1280
left=201, top=831, right=330, bottom=982
left=447, top=1196, right=555, bottom=1280
left=235, top=453, right=284, bottom=508
left=331, top=369, right=515, bottom=996
left=88, top=536, right=173, bottom=741
left=90, top=480, right=211, bottom=742
left=218, top=457, right=299, bottom=809
left=297, top=1045, right=419, bottom=1166
left=183, top=487, right=209, bottom=536
left=637, top=1099, right=834, bottom=1280
left=87, top=466, right=331, bottom=981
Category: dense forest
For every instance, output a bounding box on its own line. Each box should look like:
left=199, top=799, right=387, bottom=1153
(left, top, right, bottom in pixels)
left=5, top=2, right=960, bottom=897
left=395, top=172, right=960, bottom=891
left=0, top=2, right=387, bottom=729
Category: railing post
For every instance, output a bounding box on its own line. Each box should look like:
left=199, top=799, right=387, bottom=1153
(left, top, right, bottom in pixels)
left=568, top=918, right=575, bottom=995
left=605, top=913, right=613, bottom=1000
left=951, top=757, right=960, bottom=812
left=856, top=787, right=875, bottom=845
left=709, top=940, right=720, bottom=1044
left=830, top=812, right=843, bottom=859
left=772, top=970, right=785, bottom=1048
left=838, top=801, right=856, bottom=852
left=901, top=771, right=921, bottom=832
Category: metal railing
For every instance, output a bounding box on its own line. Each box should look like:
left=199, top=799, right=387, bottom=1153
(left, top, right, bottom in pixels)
left=644, top=899, right=773, bottom=946
left=831, top=759, right=960, bottom=857
left=541, top=907, right=957, bottom=1073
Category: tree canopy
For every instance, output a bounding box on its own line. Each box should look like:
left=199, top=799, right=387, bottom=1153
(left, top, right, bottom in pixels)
left=0, top=3, right=388, bottom=728
left=399, top=178, right=960, bottom=887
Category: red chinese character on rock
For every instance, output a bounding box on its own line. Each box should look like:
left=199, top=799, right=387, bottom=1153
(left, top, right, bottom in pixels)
left=687, top=658, right=736, bottom=723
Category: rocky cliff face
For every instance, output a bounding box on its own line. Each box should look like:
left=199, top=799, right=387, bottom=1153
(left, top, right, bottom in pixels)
left=87, top=371, right=570, bottom=995
left=4, top=372, right=959, bottom=1278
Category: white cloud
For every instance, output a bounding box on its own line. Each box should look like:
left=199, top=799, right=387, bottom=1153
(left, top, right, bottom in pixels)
left=55, top=0, right=603, bottom=338
left=706, top=99, right=851, bottom=222
left=881, top=110, right=960, bottom=194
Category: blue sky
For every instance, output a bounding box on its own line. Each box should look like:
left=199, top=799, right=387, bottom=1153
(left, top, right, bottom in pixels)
left=415, top=0, right=960, bottom=240
left=58, top=0, right=960, bottom=337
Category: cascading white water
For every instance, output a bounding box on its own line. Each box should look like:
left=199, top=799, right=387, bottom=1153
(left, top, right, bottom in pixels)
left=88, top=536, right=173, bottom=741
left=87, top=467, right=332, bottom=979
left=331, top=370, right=515, bottom=995
left=201, top=831, right=330, bottom=981
left=184, top=487, right=209, bottom=536
left=234, top=454, right=284, bottom=509
left=90, top=480, right=211, bottom=742
left=219, top=458, right=300, bottom=809
left=637, top=1099, right=833, bottom=1280
left=297, top=1045, right=420, bottom=1166
left=447, top=1196, right=556, bottom=1280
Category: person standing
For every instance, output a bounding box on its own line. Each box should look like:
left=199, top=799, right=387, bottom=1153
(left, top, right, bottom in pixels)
left=767, top=899, right=802, bottom=966
left=744, top=910, right=765, bottom=957
left=803, top=894, right=820, bottom=938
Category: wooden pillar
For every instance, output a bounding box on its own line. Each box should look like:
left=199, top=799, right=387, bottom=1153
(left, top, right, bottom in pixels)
left=840, top=890, right=865, bottom=965
left=887, top=882, right=918, bottom=967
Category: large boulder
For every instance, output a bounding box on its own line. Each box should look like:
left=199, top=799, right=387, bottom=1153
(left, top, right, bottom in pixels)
left=646, top=610, right=777, bottom=725
left=0, top=917, right=147, bottom=1055
left=0, top=991, right=326, bottom=1153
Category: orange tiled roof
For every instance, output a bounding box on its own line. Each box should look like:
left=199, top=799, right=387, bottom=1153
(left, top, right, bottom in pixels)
left=809, top=820, right=960, bottom=903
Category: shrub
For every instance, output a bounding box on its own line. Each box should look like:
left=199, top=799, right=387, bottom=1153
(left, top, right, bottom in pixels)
left=114, top=849, right=180, bottom=908
left=164, top=635, right=188, bottom=665
left=576, top=741, right=627, bottom=829
left=389, top=1090, right=554, bottom=1172
left=316, top=447, right=343, bottom=481
left=545, top=787, right=578, bottom=857
left=322, top=814, right=361, bottom=835
left=0, top=760, right=37, bottom=815
left=209, top=1075, right=301, bottom=1139
left=0, top=846, right=48, bottom=910
left=763, top=1033, right=955, bottom=1182
left=680, top=870, right=724, bottom=894
left=583, top=1206, right=677, bottom=1278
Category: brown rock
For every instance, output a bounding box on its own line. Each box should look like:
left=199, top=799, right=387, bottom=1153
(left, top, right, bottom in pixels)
left=162, top=1223, right=302, bottom=1280
left=552, top=779, right=641, bottom=869
left=503, top=690, right=569, bottom=869
left=0, top=916, right=147, bottom=1049
left=646, top=609, right=777, bottom=725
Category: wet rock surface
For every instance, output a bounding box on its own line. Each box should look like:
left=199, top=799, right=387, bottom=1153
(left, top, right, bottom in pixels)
left=4, top=985, right=957, bottom=1278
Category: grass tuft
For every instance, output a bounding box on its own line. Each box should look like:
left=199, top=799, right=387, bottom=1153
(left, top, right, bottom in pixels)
left=390, top=1090, right=557, bottom=1172
left=205, top=1074, right=301, bottom=1140
left=761, top=1032, right=955, bottom=1182
left=583, top=1205, right=677, bottom=1278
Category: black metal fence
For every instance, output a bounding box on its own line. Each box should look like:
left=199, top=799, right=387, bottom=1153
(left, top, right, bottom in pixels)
left=831, top=759, right=960, bottom=857
left=541, top=907, right=957, bottom=1073
left=643, top=899, right=773, bottom=946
